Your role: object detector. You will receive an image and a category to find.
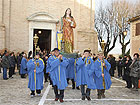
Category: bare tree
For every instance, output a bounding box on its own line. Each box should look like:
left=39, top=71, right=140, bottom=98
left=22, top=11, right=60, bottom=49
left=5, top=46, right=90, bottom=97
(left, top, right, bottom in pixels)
left=95, top=0, right=138, bottom=57
left=95, top=3, right=119, bottom=57
left=113, top=0, right=135, bottom=57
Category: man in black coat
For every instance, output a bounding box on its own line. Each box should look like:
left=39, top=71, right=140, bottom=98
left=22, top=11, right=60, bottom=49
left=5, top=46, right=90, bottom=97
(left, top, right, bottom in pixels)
left=1, top=52, right=10, bottom=80
left=108, top=55, right=116, bottom=77
left=117, top=56, right=123, bottom=78
left=9, top=52, right=16, bottom=78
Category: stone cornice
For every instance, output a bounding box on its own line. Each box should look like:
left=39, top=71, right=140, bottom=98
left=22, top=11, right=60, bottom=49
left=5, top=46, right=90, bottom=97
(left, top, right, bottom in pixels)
left=27, top=12, right=59, bottom=23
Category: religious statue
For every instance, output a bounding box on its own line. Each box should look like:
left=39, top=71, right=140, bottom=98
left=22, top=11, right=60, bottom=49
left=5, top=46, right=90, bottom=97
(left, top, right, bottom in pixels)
left=61, top=8, right=76, bottom=53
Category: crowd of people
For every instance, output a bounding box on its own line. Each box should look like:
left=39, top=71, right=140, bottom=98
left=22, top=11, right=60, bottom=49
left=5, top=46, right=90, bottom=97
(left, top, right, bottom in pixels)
left=107, top=53, right=140, bottom=90
left=0, top=49, right=140, bottom=103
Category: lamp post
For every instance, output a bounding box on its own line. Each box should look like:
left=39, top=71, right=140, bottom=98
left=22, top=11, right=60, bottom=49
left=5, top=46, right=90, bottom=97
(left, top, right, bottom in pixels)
left=101, top=40, right=106, bottom=53
left=36, top=46, right=40, bottom=53
left=122, top=30, right=127, bottom=57
left=33, top=34, right=39, bottom=56
left=123, top=30, right=127, bottom=36
left=33, top=34, right=39, bottom=90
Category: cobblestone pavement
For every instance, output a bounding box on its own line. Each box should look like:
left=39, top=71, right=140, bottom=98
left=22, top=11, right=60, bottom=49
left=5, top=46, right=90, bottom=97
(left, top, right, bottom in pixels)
left=0, top=72, right=140, bottom=105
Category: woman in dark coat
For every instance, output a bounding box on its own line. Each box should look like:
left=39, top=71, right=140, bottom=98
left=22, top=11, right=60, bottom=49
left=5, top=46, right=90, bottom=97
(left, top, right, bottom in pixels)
left=124, top=55, right=132, bottom=88
left=130, top=53, right=140, bottom=91
left=107, top=55, right=116, bottom=77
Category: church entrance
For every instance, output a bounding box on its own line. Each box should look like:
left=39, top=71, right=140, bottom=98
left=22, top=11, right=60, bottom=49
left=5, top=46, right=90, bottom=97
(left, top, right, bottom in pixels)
left=33, top=29, right=51, bottom=54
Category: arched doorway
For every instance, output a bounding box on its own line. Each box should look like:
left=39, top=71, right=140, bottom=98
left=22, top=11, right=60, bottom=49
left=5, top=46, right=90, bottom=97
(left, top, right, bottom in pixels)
left=27, top=12, right=59, bottom=53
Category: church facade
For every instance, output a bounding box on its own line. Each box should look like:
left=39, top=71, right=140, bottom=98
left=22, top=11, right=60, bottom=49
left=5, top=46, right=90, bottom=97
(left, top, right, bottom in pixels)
left=0, top=0, right=98, bottom=54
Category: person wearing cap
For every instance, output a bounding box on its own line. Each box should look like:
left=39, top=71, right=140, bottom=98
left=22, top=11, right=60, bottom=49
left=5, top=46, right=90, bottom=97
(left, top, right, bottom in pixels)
left=94, top=51, right=111, bottom=99
left=20, top=53, right=28, bottom=78
left=48, top=48, right=68, bottom=103
left=27, top=53, right=44, bottom=97
left=76, top=49, right=96, bottom=101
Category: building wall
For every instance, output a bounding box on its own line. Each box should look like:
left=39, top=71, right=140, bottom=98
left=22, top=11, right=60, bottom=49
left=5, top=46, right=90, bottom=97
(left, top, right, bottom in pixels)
left=0, top=0, right=98, bottom=54
left=130, top=19, right=140, bottom=56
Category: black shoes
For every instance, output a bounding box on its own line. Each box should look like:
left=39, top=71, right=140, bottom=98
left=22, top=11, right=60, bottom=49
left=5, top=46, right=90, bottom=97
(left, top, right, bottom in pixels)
left=82, top=96, right=91, bottom=101
left=82, top=96, right=85, bottom=100
left=76, top=87, right=80, bottom=90
left=86, top=96, right=91, bottom=101
left=72, top=86, right=75, bottom=89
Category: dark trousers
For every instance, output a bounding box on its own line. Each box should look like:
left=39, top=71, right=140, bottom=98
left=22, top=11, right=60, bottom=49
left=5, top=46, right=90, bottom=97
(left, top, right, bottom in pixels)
left=49, top=76, right=53, bottom=85
left=0, top=67, right=1, bottom=73
left=44, top=73, right=49, bottom=82
left=126, top=76, right=132, bottom=88
left=109, top=68, right=115, bottom=77
left=9, top=67, right=14, bottom=78
left=71, top=79, right=75, bottom=89
left=81, top=85, right=91, bottom=97
left=97, top=89, right=105, bottom=96
left=3, top=68, right=7, bottom=79
left=67, top=78, right=70, bottom=84
left=13, top=66, right=15, bottom=74
left=118, top=67, right=122, bottom=77
left=131, top=77, right=139, bottom=89
left=54, top=85, right=64, bottom=99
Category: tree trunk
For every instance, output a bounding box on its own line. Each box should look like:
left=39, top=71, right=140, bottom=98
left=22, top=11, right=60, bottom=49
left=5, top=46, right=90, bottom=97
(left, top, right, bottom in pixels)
left=122, top=45, right=126, bottom=57
left=104, top=51, right=108, bottom=58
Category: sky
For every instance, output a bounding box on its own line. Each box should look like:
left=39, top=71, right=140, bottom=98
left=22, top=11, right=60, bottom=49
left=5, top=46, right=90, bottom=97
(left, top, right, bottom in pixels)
left=94, top=0, right=139, bottom=54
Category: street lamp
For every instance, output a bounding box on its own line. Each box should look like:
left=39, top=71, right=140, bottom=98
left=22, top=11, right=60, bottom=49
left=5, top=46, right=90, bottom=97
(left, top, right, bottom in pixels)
left=101, top=40, right=106, bottom=52
left=38, top=30, right=42, bottom=34
left=33, top=34, right=39, bottom=90
left=36, top=46, right=40, bottom=53
left=33, top=34, right=39, bottom=56
left=123, top=30, right=127, bottom=36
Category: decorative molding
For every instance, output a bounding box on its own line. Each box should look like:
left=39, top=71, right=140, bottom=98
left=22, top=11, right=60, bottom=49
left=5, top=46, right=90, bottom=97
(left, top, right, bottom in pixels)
left=27, top=12, right=59, bottom=23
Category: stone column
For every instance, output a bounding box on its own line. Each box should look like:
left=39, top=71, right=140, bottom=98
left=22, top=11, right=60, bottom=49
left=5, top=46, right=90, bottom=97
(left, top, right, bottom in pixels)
left=0, top=0, right=5, bottom=49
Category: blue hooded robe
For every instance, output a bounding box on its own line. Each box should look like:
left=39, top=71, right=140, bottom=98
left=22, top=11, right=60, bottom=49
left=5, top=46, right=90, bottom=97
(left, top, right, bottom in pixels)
left=76, top=57, right=96, bottom=90
left=94, top=58, right=112, bottom=90
left=20, top=57, right=27, bottom=74
left=27, top=58, right=44, bottom=91
left=46, top=56, right=52, bottom=73
left=49, top=56, right=69, bottom=90
left=66, top=58, right=75, bottom=80
left=74, top=58, right=81, bottom=87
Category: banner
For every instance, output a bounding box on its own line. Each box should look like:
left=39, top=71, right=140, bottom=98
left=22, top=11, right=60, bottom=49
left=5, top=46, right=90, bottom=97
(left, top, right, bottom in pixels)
left=56, top=31, right=63, bottom=50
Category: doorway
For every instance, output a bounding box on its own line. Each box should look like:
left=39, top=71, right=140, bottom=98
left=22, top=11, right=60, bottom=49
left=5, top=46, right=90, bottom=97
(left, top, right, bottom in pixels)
left=33, top=29, right=51, bottom=54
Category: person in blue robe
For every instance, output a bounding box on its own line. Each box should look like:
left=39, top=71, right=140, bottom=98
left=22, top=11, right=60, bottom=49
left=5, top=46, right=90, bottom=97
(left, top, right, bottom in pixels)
left=48, top=48, right=68, bottom=103
left=46, top=54, right=54, bottom=87
left=76, top=50, right=96, bottom=101
left=94, top=52, right=112, bottom=99
left=27, top=53, right=44, bottom=97
left=66, top=58, right=76, bottom=89
left=20, top=54, right=27, bottom=78
left=46, top=50, right=56, bottom=86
